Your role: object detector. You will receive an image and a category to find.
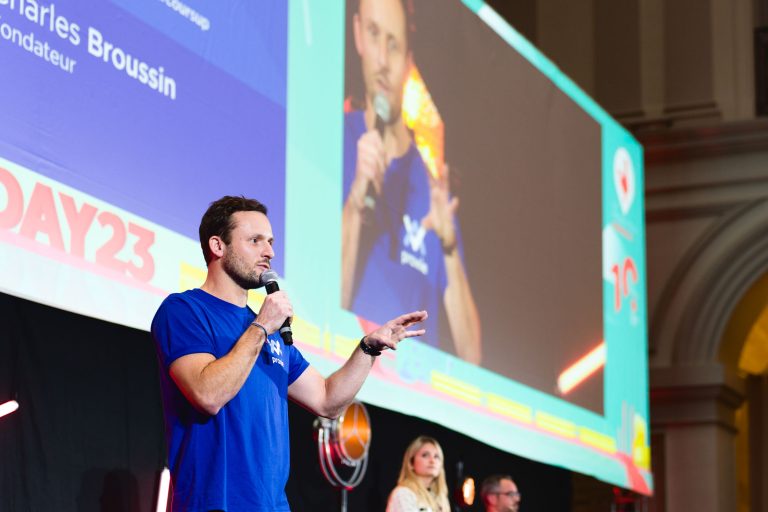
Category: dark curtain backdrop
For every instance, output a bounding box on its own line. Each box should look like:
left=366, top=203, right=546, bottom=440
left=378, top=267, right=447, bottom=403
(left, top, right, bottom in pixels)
left=0, top=291, right=570, bottom=511
left=0, top=292, right=166, bottom=512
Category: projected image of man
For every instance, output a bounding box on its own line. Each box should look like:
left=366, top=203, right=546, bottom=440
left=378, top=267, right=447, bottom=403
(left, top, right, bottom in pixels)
left=342, top=0, right=481, bottom=364
left=152, top=196, right=427, bottom=511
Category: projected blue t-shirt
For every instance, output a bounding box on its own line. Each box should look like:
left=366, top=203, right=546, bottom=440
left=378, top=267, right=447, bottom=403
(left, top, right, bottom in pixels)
left=151, top=289, right=309, bottom=511
left=343, top=111, right=447, bottom=348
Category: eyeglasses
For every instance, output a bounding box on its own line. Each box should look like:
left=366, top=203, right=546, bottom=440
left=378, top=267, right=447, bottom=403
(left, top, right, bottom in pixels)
left=492, top=491, right=521, bottom=499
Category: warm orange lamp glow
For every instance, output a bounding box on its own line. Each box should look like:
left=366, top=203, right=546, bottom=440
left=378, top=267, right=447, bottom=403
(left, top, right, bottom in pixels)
left=336, top=401, right=371, bottom=462
left=461, top=477, right=475, bottom=506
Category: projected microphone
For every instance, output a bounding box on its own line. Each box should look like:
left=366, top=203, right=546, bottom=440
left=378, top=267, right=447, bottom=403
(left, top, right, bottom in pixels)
left=373, top=92, right=390, bottom=138
left=363, top=93, right=391, bottom=210
left=259, top=269, right=293, bottom=345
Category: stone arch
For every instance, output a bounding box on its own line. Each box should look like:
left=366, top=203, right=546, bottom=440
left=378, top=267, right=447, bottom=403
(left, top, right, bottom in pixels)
left=650, top=198, right=768, bottom=367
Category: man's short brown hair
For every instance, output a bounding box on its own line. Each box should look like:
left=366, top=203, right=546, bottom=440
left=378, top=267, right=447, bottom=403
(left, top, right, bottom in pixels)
left=198, top=196, right=267, bottom=265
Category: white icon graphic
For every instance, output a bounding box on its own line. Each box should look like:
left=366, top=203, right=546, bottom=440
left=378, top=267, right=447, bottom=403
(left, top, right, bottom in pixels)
left=402, top=214, right=427, bottom=255
left=268, top=338, right=282, bottom=356
left=613, top=147, right=635, bottom=215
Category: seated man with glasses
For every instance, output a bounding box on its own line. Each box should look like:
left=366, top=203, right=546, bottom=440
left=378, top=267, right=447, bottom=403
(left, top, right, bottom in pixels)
left=480, top=474, right=521, bottom=512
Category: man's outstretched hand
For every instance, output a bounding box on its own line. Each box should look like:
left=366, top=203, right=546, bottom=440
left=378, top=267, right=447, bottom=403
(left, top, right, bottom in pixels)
left=364, top=310, right=428, bottom=351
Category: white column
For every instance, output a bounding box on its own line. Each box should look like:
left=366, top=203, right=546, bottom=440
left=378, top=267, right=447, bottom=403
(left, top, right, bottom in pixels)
left=651, top=365, right=744, bottom=511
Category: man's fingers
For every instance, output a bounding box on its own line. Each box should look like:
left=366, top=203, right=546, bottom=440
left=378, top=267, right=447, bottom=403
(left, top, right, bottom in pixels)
left=396, top=310, right=428, bottom=326
left=363, top=311, right=427, bottom=351
left=421, top=214, right=434, bottom=231
left=403, top=329, right=426, bottom=339
left=449, top=196, right=459, bottom=214
left=434, top=163, right=449, bottom=189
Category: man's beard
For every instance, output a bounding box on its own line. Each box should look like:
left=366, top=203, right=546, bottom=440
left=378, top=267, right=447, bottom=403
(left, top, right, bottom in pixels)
left=222, top=250, right=262, bottom=290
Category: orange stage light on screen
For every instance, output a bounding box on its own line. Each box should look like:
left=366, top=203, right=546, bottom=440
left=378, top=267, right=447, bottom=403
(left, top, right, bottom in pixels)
left=402, top=65, right=444, bottom=179
left=0, top=400, right=19, bottom=418
left=557, top=342, right=606, bottom=395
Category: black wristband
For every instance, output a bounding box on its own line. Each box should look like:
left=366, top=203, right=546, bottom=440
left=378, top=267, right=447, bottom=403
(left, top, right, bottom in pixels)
left=359, top=336, right=381, bottom=357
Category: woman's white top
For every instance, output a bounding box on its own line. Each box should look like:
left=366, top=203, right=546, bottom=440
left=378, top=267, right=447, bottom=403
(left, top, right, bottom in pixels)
left=386, top=486, right=433, bottom=512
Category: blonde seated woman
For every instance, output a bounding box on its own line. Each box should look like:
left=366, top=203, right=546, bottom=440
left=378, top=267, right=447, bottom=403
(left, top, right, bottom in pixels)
left=386, top=436, right=451, bottom=512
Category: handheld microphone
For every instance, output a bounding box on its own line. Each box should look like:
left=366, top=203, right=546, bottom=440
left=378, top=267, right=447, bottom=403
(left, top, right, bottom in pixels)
left=364, top=93, right=391, bottom=210
left=373, top=92, right=390, bottom=138
left=259, top=269, right=293, bottom=345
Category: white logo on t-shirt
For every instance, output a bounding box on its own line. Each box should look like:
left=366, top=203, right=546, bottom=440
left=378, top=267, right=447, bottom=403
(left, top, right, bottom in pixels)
left=401, top=214, right=429, bottom=275
left=402, top=214, right=427, bottom=255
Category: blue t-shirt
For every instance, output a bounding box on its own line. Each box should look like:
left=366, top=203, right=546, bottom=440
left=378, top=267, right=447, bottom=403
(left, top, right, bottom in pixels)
left=343, top=110, right=448, bottom=347
left=151, top=288, right=309, bottom=511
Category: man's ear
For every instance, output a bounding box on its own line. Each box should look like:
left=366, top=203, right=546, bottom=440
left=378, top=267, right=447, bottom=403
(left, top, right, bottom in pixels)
left=208, top=236, right=225, bottom=259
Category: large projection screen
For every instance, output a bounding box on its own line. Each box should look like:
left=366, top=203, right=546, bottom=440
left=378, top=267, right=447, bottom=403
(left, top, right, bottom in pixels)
left=0, top=0, right=652, bottom=494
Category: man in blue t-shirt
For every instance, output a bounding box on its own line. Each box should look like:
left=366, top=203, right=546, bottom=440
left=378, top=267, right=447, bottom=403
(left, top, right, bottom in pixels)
left=152, top=196, right=427, bottom=511
left=342, top=0, right=481, bottom=363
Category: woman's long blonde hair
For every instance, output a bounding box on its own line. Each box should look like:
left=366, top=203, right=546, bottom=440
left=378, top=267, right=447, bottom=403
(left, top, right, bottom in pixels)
left=396, top=436, right=450, bottom=512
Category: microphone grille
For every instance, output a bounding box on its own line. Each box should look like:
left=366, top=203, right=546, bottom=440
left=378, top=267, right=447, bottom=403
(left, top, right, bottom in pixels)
left=259, top=269, right=279, bottom=286
left=373, top=93, right=391, bottom=123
